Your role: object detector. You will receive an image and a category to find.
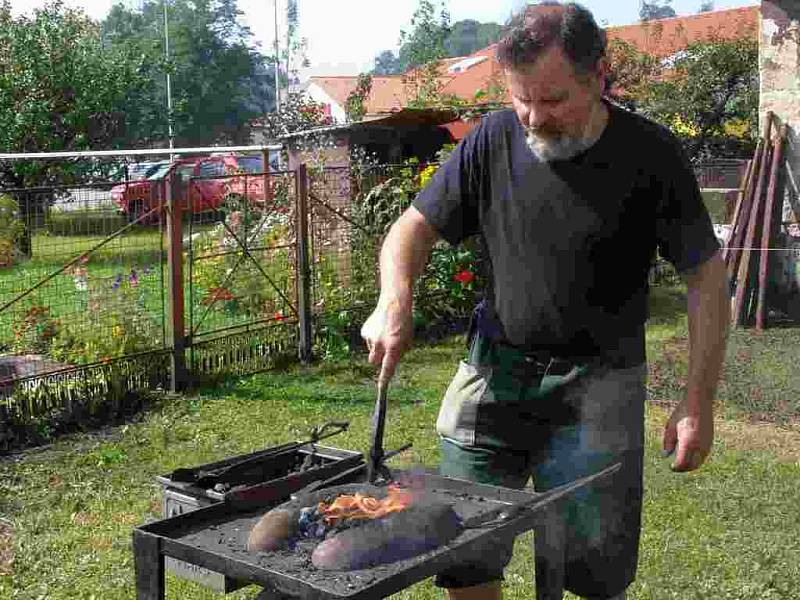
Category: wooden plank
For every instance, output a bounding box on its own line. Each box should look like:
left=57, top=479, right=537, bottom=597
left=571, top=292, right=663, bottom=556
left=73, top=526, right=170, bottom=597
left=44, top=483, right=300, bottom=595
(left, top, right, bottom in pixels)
left=727, top=138, right=764, bottom=281
left=756, top=125, right=789, bottom=331
left=722, top=158, right=754, bottom=263
left=166, top=174, right=187, bottom=391
left=733, top=141, right=774, bottom=327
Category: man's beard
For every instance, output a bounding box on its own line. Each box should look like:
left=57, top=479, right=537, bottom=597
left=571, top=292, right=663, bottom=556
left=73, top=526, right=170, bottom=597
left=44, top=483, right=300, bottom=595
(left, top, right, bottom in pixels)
left=525, top=104, right=606, bottom=162
left=525, top=129, right=594, bottom=162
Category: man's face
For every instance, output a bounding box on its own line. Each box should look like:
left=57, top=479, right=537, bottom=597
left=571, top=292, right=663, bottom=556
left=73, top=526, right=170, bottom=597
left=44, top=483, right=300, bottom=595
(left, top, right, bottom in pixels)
left=505, top=44, right=606, bottom=161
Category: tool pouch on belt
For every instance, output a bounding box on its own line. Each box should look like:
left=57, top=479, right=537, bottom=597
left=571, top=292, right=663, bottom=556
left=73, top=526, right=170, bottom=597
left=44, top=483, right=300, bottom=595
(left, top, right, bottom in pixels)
left=436, top=316, right=588, bottom=448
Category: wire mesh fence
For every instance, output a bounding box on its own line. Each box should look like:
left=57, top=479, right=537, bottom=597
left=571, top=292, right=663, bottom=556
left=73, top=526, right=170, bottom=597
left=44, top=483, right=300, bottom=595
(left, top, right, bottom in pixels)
left=186, top=166, right=300, bottom=381
left=0, top=179, right=170, bottom=445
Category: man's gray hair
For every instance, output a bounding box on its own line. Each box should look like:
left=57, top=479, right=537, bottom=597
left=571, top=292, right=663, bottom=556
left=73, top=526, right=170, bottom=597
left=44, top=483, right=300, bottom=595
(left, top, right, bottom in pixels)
left=495, top=2, right=607, bottom=76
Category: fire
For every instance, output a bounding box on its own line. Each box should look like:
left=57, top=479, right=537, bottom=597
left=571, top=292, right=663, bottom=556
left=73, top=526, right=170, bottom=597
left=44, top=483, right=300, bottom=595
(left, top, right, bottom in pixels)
left=317, top=484, right=414, bottom=526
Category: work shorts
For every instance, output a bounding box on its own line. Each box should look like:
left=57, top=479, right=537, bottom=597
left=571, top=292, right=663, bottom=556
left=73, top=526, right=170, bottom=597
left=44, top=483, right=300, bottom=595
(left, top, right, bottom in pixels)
left=433, top=332, right=646, bottom=599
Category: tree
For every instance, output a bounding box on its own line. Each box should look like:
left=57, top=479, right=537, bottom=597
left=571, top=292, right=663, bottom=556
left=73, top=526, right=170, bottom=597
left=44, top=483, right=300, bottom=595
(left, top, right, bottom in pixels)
left=698, top=1, right=715, bottom=13
left=444, top=20, right=502, bottom=57
left=605, top=39, right=661, bottom=110
left=398, top=0, right=451, bottom=70
left=372, top=50, right=403, bottom=75
left=638, top=38, right=759, bottom=160
left=640, top=1, right=677, bottom=21
left=260, top=92, right=333, bottom=140
left=345, top=74, right=373, bottom=123
left=0, top=1, right=151, bottom=187
left=397, top=0, right=451, bottom=107
left=102, top=0, right=273, bottom=147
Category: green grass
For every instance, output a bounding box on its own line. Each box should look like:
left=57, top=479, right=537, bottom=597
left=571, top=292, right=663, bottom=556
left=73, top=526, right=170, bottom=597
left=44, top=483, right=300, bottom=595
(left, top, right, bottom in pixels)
left=2, top=308, right=800, bottom=599
left=644, top=285, right=800, bottom=423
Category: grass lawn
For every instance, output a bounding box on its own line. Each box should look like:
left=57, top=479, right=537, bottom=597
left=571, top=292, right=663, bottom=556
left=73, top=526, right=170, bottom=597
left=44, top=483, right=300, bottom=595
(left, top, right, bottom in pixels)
left=1, top=285, right=800, bottom=599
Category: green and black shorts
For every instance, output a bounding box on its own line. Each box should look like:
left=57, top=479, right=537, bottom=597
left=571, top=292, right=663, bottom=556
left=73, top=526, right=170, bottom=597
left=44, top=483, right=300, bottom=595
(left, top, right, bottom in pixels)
left=434, top=332, right=647, bottom=599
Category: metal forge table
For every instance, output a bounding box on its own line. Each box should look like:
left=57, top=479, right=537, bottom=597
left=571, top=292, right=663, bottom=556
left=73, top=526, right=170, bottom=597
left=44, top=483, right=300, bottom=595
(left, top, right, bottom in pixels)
left=133, top=463, right=619, bottom=600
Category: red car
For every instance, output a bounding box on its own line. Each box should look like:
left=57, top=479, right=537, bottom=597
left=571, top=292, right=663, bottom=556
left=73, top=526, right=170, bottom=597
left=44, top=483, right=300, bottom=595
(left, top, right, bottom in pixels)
left=111, top=154, right=272, bottom=222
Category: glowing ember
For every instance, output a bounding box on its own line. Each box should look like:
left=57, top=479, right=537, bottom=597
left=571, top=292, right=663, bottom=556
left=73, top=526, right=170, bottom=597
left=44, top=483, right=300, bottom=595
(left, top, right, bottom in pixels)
left=317, top=484, right=414, bottom=526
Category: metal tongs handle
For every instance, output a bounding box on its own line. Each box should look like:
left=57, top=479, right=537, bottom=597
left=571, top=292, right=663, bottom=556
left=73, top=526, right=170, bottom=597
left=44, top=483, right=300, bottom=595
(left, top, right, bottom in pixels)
left=462, top=461, right=622, bottom=529
left=366, top=379, right=390, bottom=483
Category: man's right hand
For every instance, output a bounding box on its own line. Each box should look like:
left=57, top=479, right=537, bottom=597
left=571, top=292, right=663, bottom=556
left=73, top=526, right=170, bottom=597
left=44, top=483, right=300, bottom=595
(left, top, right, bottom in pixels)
left=360, top=297, right=414, bottom=387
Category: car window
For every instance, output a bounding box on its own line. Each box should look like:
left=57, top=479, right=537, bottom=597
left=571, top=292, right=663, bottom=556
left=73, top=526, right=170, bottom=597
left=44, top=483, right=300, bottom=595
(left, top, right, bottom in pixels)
left=177, top=164, right=196, bottom=179
left=235, top=156, right=264, bottom=174
left=198, top=160, right=225, bottom=178
left=148, top=164, right=173, bottom=180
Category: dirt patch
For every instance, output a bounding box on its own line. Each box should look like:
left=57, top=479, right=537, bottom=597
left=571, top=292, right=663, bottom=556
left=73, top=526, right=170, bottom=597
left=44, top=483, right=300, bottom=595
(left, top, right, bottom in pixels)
left=111, top=512, right=139, bottom=526
left=72, top=512, right=100, bottom=527
left=0, top=520, right=13, bottom=576
left=648, top=405, right=800, bottom=464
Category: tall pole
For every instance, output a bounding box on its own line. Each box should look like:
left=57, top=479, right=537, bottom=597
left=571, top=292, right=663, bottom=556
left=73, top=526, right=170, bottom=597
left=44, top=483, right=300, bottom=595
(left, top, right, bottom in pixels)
left=164, top=0, right=175, bottom=158
left=274, top=0, right=281, bottom=112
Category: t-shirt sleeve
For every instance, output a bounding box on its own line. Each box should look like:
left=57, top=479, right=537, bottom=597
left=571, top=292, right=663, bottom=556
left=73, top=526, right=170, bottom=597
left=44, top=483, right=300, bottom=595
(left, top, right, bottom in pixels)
left=654, top=136, right=721, bottom=273
left=411, top=120, right=484, bottom=246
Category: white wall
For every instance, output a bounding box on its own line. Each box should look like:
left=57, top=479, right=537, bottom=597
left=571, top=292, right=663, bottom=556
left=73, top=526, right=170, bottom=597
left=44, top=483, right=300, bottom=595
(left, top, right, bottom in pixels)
left=306, top=83, right=348, bottom=124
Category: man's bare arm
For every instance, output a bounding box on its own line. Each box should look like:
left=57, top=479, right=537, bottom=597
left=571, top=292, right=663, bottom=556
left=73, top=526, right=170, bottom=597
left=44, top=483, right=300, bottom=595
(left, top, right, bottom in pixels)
left=663, top=251, right=730, bottom=471
left=362, top=206, right=440, bottom=384
left=685, top=251, right=730, bottom=417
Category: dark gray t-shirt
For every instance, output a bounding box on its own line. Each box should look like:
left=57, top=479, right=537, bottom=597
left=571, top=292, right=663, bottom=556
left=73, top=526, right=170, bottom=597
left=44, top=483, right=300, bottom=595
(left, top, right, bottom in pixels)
left=412, top=101, right=720, bottom=366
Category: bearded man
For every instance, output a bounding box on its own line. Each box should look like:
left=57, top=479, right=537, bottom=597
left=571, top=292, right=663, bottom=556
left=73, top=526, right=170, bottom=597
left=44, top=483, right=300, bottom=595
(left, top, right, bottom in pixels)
left=361, top=3, right=730, bottom=599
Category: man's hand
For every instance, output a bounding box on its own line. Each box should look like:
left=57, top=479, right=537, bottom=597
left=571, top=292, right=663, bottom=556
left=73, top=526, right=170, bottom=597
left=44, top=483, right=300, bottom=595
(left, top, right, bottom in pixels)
left=361, top=206, right=439, bottom=387
left=662, top=398, right=714, bottom=472
left=361, top=299, right=414, bottom=386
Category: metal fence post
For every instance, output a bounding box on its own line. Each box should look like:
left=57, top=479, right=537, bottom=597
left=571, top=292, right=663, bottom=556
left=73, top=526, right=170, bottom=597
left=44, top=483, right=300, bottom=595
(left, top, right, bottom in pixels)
left=166, top=173, right=187, bottom=391
left=296, top=164, right=313, bottom=364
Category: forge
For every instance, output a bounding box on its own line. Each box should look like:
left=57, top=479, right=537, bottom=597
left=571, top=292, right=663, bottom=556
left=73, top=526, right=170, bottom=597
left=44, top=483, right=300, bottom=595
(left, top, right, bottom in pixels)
left=133, top=463, right=619, bottom=600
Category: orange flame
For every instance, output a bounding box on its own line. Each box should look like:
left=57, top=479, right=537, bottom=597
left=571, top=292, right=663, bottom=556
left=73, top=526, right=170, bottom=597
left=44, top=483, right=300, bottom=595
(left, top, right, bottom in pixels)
left=317, top=484, right=413, bottom=525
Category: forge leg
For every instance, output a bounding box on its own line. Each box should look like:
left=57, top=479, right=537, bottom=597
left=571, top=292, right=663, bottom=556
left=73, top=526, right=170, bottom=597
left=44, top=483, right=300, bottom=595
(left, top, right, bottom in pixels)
left=133, top=530, right=165, bottom=600
left=533, top=501, right=566, bottom=600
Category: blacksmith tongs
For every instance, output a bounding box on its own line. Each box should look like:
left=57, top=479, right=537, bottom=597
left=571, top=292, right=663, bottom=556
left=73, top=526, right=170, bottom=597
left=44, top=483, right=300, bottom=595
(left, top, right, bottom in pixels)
left=366, top=378, right=391, bottom=483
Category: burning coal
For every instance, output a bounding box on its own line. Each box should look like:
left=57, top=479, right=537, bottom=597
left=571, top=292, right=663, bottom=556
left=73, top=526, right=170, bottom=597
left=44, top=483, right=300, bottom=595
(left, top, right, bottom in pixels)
left=248, top=481, right=464, bottom=570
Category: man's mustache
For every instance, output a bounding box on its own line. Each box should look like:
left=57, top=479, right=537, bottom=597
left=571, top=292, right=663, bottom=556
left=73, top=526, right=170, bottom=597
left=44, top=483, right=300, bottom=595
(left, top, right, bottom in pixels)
left=527, top=127, right=564, bottom=138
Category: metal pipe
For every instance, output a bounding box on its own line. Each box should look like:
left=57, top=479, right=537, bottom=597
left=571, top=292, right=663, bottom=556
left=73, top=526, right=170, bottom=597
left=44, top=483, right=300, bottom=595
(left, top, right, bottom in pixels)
left=164, top=0, right=175, bottom=157
left=274, top=0, right=281, bottom=112
left=0, top=145, right=282, bottom=160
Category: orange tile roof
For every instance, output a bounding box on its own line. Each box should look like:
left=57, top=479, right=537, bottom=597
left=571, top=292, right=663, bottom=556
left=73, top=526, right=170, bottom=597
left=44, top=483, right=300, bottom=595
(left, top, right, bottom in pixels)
left=605, top=6, right=758, bottom=58
left=308, top=6, right=759, bottom=133
left=309, top=75, right=411, bottom=114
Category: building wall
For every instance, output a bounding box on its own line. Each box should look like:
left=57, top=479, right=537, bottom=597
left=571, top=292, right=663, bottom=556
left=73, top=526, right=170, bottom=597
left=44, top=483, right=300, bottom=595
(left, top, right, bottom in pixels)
left=306, top=83, right=347, bottom=124
left=759, top=1, right=800, bottom=312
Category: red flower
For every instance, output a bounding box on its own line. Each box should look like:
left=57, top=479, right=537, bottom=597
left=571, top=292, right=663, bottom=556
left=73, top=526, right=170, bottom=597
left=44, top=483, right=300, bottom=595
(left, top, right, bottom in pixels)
left=273, top=311, right=286, bottom=322
left=453, top=270, right=475, bottom=285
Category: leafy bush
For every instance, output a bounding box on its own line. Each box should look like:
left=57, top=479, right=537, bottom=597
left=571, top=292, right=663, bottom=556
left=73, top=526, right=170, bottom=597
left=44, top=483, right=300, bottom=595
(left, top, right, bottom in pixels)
left=46, top=208, right=128, bottom=236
